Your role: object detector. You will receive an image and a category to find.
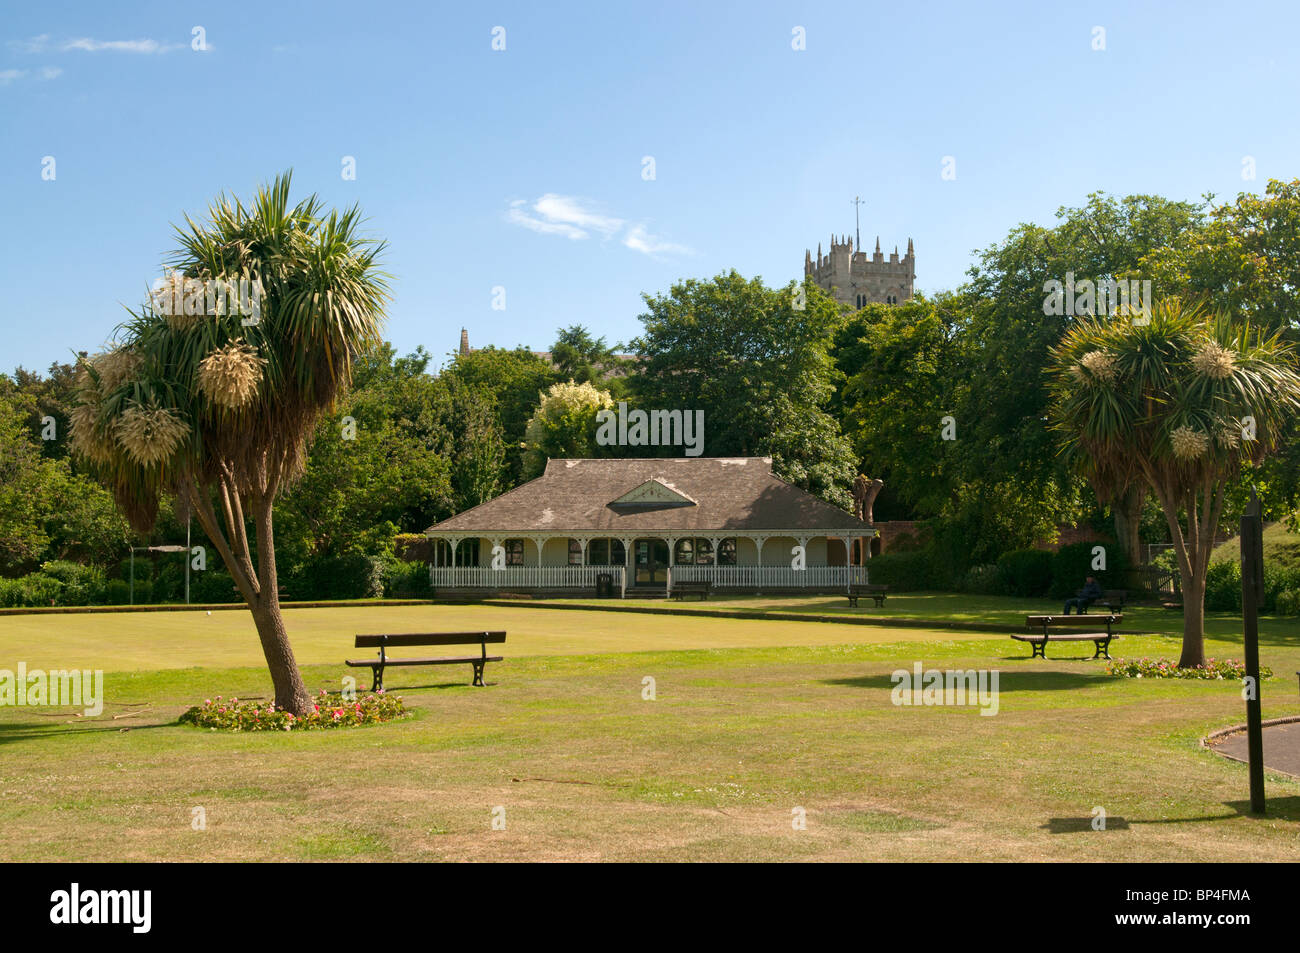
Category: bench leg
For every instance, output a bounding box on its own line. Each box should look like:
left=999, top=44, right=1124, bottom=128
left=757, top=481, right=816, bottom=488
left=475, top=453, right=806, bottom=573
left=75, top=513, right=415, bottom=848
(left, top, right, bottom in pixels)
left=1031, top=640, right=1047, bottom=660
left=472, top=661, right=486, bottom=687
left=1093, top=637, right=1113, bottom=661
left=371, top=664, right=384, bottom=693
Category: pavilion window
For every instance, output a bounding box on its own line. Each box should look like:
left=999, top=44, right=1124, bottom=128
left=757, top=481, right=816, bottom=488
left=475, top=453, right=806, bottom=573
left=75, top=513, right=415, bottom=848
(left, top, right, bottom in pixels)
left=456, top=539, right=480, bottom=567
left=505, top=539, right=525, bottom=566
left=718, top=538, right=737, bottom=566
left=585, top=538, right=626, bottom=566
left=568, top=539, right=583, bottom=565
left=673, top=538, right=714, bottom=565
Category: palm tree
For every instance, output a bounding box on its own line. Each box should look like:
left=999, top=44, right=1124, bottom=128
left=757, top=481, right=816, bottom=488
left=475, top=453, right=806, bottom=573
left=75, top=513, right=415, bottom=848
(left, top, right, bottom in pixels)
left=1047, top=299, right=1300, bottom=667
left=69, top=172, right=388, bottom=714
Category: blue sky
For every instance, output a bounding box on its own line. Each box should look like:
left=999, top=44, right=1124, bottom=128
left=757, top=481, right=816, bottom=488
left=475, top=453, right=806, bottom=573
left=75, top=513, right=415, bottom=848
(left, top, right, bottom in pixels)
left=2, top=0, right=1296, bottom=373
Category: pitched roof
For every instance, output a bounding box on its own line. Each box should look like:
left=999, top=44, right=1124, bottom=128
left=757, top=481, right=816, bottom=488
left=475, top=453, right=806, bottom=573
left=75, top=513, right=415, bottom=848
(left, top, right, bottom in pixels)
left=425, top=457, right=873, bottom=535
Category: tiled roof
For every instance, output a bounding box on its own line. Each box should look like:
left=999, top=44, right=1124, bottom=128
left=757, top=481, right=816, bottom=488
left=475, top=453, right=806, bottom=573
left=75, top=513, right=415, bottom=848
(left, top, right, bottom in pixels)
left=425, top=457, right=873, bottom=535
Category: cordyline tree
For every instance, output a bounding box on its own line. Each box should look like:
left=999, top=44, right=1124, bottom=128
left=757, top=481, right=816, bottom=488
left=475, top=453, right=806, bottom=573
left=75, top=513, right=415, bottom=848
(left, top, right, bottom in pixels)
left=1047, top=298, right=1300, bottom=667
left=68, top=173, right=388, bottom=715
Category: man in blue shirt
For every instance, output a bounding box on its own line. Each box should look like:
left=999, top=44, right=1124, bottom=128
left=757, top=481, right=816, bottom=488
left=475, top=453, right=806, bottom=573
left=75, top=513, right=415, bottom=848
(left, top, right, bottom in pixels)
left=1064, top=576, right=1103, bottom=615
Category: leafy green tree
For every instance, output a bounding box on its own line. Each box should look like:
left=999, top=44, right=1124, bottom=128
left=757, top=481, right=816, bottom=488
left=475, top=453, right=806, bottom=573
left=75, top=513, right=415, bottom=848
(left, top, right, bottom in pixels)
left=67, top=172, right=389, bottom=714
left=631, top=271, right=856, bottom=507
left=1048, top=300, right=1300, bottom=666
left=440, top=346, right=558, bottom=485
left=551, top=325, right=627, bottom=388
left=836, top=300, right=962, bottom=517
left=521, top=380, right=615, bottom=478
left=443, top=377, right=507, bottom=511
left=1144, top=179, right=1300, bottom=335
left=0, top=387, right=131, bottom=575
left=276, top=347, right=455, bottom=573
left=1143, top=179, right=1300, bottom=523
left=0, top=390, right=54, bottom=573
left=959, top=193, right=1204, bottom=566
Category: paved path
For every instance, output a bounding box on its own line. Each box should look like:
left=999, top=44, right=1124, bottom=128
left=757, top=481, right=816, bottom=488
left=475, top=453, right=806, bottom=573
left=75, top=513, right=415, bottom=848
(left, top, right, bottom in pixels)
left=1214, top=719, right=1300, bottom=777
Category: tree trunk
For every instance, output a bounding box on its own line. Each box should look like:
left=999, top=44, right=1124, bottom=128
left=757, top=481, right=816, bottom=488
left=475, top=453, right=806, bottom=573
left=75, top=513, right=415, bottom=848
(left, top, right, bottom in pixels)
left=1178, top=574, right=1206, bottom=667
left=250, top=594, right=312, bottom=715
left=251, top=490, right=312, bottom=716
left=1112, top=484, right=1145, bottom=586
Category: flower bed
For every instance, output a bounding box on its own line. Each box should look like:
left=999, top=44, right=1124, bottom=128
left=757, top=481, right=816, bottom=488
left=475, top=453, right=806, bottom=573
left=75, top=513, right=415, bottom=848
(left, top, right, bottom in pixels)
left=1105, top=657, right=1272, bottom=680
left=180, top=689, right=407, bottom=731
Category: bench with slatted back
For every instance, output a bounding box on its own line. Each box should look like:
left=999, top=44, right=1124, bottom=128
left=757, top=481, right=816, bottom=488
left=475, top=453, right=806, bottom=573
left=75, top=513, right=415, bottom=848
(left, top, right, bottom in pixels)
left=672, top=581, right=712, bottom=601
left=1013, top=614, right=1121, bottom=660
left=847, top=584, right=889, bottom=608
left=347, top=632, right=506, bottom=691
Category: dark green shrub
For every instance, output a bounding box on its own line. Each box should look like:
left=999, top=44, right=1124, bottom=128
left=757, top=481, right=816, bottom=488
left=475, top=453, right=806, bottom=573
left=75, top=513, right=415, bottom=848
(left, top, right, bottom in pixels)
left=103, top=579, right=131, bottom=605
left=0, top=578, right=27, bottom=607
left=386, top=561, right=431, bottom=598
left=866, top=551, right=945, bottom=591
left=285, top=553, right=395, bottom=601
left=1049, top=541, right=1129, bottom=599
left=995, top=549, right=1054, bottom=598
left=1263, top=565, right=1300, bottom=613
left=189, top=569, right=241, bottom=603
left=129, top=578, right=153, bottom=604
left=36, top=561, right=107, bottom=605
left=1205, top=560, right=1242, bottom=612
left=962, top=564, right=1000, bottom=594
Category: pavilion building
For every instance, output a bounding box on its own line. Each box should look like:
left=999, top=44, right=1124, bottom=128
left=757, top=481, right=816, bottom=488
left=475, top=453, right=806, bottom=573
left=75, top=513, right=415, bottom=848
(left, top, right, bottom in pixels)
left=423, top=456, right=876, bottom=596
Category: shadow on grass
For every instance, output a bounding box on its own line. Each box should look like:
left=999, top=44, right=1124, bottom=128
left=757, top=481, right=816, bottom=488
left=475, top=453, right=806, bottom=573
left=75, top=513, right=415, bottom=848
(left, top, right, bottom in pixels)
left=0, top=719, right=175, bottom=745
left=1043, top=796, right=1300, bottom=832
left=347, top=680, right=489, bottom=693
left=823, top=671, right=1110, bottom=693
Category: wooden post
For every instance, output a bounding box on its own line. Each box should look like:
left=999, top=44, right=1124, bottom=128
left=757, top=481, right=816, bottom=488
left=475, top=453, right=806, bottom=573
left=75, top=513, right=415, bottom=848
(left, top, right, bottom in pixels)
left=1240, top=490, right=1266, bottom=815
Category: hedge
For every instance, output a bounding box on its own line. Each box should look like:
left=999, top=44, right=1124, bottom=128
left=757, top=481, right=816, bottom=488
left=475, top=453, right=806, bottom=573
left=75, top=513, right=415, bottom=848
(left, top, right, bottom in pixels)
left=995, top=549, right=1054, bottom=598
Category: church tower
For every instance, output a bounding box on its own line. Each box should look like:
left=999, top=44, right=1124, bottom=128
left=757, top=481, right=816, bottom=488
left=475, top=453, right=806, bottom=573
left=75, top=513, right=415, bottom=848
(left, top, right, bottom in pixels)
left=804, top=231, right=914, bottom=309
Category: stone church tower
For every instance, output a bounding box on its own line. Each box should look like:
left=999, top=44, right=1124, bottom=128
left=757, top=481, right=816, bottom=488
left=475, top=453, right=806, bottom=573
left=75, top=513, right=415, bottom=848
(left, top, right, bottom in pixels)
left=805, top=234, right=915, bottom=308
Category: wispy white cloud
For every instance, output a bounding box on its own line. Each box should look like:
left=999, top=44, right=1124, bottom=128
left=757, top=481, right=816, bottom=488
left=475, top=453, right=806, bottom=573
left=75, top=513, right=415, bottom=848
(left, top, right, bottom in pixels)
left=506, top=193, right=690, bottom=257
left=623, top=223, right=693, bottom=257
left=61, top=37, right=182, bottom=54
left=8, top=34, right=50, bottom=54
left=0, top=65, right=65, bottom=86
left=507, top=200, right=588, bottom=239
left=532, top=194, right=624, bottom=237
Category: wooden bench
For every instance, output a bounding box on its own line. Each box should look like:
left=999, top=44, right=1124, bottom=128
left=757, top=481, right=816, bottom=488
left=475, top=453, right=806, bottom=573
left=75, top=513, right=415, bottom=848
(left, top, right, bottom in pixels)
left=847, top=584, right=889, bottom=608
left=1014, top=614, right=1122, bottom=660
left=1100, top=589, right=1127, bottom=612
left=671, top=581, right=712, bottom=601
left=346, top=632, right=505, bottom=691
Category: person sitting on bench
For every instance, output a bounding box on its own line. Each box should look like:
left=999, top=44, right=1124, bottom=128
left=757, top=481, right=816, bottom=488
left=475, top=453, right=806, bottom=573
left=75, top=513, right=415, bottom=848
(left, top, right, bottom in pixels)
left=1064, top=576, right=1103, bottom=615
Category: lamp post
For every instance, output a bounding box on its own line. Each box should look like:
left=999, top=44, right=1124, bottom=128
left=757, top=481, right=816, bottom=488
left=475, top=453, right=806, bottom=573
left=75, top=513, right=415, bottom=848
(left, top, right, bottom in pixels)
left=1240, top=490, right=1266, bottom=815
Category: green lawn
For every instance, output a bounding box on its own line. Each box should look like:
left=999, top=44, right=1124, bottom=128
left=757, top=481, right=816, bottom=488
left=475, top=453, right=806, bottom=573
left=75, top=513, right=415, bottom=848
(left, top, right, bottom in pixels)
left=523, top=591, right=1300, bottom=642
left=1, top=599, right=1297, bottom=861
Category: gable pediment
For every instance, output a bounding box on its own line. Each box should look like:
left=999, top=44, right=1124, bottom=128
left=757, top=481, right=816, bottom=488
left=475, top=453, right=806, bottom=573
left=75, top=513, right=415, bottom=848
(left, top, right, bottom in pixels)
left=608, top=478, right=697, bottom=509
